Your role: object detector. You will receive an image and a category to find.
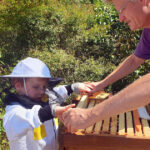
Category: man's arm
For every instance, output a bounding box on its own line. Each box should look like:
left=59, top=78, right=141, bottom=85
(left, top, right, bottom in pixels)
left=63, top=73, right=150, bottom=132
left=89, top=54, right=144, bottom=94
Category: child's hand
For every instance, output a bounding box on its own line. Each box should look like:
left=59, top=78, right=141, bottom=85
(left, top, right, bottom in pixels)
left=56, top=104, right=75, bottom=121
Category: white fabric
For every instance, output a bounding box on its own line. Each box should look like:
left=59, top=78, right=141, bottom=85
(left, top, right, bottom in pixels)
left=53, top=85, right=69, bottom=102
left=138, top=106, right=150, bottom=120
left=3, top=104, right=57, bottom=150
left=23, top=78, right=28, bottom=96
left=3, top=86, right=69, bottom=150
left=0, top=57, right=51, bottom=78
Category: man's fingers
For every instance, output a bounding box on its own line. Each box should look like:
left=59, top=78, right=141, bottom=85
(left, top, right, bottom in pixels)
left=80, top=86, right=93, bottom=94
left=84, top=82, right=97, bottom=88
left=62, top=110, right=70, bottom=120
left=86, top=84, right=95, bottom=89
left=67, top=126, right=71, bottom=133
left=71, top=127, right=76, bottom=133
left=63, top=114, right=70, bottom=125
left=84, top=88, right=96, bottom=95
left=58, top=115, right=64, bottom=122
left=65, top=104, right=75, bottom=111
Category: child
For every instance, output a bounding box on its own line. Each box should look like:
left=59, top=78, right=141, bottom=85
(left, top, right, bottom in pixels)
left=1, top=57, right=92, bottom=150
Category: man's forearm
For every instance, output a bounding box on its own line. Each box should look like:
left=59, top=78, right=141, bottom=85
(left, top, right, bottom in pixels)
left=101, top=54, right=144, bottom=87
left=91, top=73, right=150, bottom=123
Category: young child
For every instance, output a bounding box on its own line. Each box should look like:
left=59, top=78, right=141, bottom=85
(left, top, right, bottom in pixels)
left=1, top=57, right=92, bottom=150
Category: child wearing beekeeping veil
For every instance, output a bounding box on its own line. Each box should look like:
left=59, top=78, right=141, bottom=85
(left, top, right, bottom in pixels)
left=1, top=57, right=92, bottom=150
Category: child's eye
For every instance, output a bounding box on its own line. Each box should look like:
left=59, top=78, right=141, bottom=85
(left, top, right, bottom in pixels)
left=32, top=86, right=47, bottom=90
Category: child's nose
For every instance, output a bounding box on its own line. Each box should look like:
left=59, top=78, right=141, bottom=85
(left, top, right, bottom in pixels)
left=39, top=88, right=45, bottom=95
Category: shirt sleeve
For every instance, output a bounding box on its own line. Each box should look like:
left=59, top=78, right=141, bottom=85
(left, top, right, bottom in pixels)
left=38, top=105, right=53, bottom=122
left=53, top=85, right=72, bottom=102
left=46, top=85, right=73, bottom=117
left=3, top=104, right=42, bottom=140
left=134, top=28, right=150, bottom=59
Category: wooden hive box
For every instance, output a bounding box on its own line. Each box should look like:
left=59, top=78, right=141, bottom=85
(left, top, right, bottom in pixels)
left=59, top=93, right=150, bottom=150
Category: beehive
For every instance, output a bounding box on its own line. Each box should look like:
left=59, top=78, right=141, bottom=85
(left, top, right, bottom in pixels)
left=59, top=93, right=150, bottom=150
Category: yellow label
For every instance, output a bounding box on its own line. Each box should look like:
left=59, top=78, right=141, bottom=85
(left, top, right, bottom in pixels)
left=54, top=118, right=59, bottom=128
left=33, top=124, right=47, bottom=140
left=41, top=94, right=49, bottom=102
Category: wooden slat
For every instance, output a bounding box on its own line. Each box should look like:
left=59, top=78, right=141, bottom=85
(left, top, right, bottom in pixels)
left=133, top=110, right=143, bottom=136
left=85, top=101, right=95, bottom=134
left=85, top=125, right=94, bottom=134
left=102, top=118, right=110, bottom=133
left=87, top=100, right=95, bottom=108
left=135, top=126, right=143, bottom=136
left=93, top=121, right=102, bottom=134
left=75, top=129, right=85, bottom=135
left=66, top=148, right=76, bottom=150
left=75, top=95, right=88, bottom=134
left=126, top=111, right=134, bottom=136
left=60, top=94, right=150, bottom=150
left=141, top=119, right=150, bottom=137
left=110, top=116, right=117, bottom=135
left=77, top=95, right=88, bottom=108
left=118, top=113, right=125, bottom=135
left=93, top=100, right=102, bottom=134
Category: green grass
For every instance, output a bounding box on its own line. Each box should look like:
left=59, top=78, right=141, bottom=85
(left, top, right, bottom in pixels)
left=0, top=111, right=9, bottom=150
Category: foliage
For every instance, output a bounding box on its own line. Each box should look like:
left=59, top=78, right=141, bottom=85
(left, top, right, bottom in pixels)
left=73, top=0, right=142, bottom=64
left=28, top=49, right=115, bottom=83
left=0, top=0, right=148, bottom=148
left=0, top=109, right=9, bottom=150
left=0, top=0, right=95, bottom=64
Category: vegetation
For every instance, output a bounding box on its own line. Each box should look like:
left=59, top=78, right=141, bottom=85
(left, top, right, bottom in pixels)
left=0, top=0, right=147, bottom=149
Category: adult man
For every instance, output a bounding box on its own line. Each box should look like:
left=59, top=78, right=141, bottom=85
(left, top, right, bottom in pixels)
left=62, top=0, right=150, bottom=133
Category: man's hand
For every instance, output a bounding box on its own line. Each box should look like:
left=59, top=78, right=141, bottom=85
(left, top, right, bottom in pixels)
left=62, top=107, right=95, bottom=133
left=84, top=81, right=105, bottom=95
left=78, top=82, right=95, bottom=94
left=56, top=104, right=75, bottom=121
left=71, top=82, right=95, bottom=95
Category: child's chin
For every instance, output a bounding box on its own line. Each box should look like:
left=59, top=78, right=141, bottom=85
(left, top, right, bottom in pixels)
left=33, top=98, right=42, bottom=102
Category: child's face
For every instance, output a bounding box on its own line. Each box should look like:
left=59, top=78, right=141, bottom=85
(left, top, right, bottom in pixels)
left=17, top=78, right=49, bottom=101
